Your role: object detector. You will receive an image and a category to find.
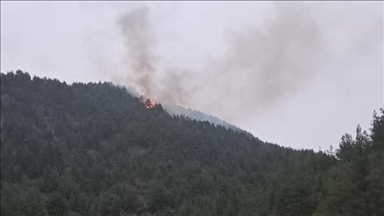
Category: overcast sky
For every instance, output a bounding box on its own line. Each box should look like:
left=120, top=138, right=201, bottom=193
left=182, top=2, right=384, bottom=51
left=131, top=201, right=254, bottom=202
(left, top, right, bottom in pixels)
left=1, top=1, right=383, bottom=151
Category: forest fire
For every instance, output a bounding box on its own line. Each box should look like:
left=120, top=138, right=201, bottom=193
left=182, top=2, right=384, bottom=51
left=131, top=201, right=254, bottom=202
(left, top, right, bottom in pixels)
left=144, top=99, right=155, bottom=109
left=139, top=96, right=155, bottom=109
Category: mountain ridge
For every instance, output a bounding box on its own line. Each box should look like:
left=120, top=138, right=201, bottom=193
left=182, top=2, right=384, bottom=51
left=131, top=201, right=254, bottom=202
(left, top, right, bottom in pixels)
left=1, top=70, right=383, bottom=216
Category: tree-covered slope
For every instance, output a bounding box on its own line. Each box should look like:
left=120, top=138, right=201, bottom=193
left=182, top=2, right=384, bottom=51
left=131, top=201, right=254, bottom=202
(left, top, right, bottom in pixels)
left=1, top=71, right=383, bottom=216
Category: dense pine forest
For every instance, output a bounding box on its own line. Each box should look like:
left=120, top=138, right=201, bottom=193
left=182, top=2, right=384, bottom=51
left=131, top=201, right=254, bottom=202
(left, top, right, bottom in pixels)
left=1, top=71, right=383, bottom=216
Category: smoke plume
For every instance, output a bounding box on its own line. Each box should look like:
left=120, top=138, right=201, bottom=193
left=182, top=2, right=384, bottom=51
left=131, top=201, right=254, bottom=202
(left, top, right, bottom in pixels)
left=114, top=3, right=323, bottom=125
left=117, top=7, right=157, bottom=99
left=193, top=3, right=322, bottom=123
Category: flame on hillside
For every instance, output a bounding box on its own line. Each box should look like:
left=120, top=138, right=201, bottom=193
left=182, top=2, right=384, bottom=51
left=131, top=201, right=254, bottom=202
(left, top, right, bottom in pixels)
left=145, top=99, right=155, bottom=109
left=140, top=96, right=156, bottom=109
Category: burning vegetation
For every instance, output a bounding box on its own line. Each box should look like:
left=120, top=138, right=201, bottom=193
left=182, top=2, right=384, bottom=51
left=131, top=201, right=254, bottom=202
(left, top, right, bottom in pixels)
left=140, top=96, right=156, bottom=109
left=145, top=99, right=155, bottom=109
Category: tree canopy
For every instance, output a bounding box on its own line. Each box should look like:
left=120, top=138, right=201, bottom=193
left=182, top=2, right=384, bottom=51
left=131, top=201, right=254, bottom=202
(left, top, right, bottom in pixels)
left=1, top=71, right=383, bottom=216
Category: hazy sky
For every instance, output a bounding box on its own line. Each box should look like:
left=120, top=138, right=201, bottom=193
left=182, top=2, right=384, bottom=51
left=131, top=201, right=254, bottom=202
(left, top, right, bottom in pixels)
left=1, top=1, right=383, bottom=151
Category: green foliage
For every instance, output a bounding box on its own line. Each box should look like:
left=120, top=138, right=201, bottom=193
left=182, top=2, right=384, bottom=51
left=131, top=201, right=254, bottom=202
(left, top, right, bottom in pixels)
left=46, top=192, right=68, bottom=216
left=1, top=71, right=382, bottom=215
left=315, top=109, right=384, bottom=216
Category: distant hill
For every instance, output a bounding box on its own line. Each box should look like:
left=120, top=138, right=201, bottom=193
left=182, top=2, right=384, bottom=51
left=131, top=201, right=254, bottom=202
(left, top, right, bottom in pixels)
left=163, top=104, right=244, bottom=132
left=1, top=70, right=383, bottom=216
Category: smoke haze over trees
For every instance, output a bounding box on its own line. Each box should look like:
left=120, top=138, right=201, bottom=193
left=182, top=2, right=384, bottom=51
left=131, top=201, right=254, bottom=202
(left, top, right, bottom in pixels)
left=1, top=1, right=382, bottom=150
left=108, top=2, right=382, bottom=126
left=113, top=3, right=324, bottom=124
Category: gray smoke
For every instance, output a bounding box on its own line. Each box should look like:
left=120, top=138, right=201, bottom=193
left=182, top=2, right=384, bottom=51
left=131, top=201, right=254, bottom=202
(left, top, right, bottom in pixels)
left=117, top=7, right=158, bottom=99
left=114, top=3, right=323, bottom=125
left=192, top=3, right=323, bottom=123
left=116, top=6, right=192, bottom=106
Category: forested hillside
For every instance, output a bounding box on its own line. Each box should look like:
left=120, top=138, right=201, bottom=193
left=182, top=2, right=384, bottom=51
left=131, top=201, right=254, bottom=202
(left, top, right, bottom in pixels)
left=1, top=71, right=383, bottom=216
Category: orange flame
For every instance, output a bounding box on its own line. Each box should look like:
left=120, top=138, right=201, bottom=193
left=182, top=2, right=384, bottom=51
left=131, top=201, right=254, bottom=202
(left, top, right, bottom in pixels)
left=144, top=99, right=155, bottom=109
left=139, top=96, right=156, bottom=109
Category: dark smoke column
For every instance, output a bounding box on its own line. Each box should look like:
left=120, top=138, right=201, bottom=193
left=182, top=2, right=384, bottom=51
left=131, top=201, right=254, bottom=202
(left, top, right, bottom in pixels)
left=118, top=7, right=157, bottom=99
